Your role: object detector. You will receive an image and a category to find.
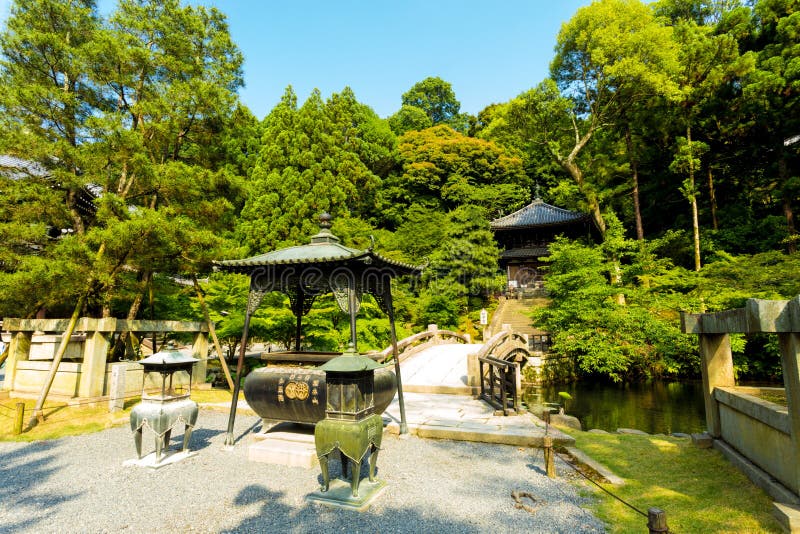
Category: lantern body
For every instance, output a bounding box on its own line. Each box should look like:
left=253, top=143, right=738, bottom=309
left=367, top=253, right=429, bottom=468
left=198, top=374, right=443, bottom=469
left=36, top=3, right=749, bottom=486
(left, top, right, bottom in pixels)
left=129, top=345, right=198, bottom=462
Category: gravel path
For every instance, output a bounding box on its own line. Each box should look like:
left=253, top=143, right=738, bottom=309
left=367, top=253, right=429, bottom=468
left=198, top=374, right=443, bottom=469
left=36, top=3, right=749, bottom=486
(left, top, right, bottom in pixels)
left=0, top=410, right=604, bottom=533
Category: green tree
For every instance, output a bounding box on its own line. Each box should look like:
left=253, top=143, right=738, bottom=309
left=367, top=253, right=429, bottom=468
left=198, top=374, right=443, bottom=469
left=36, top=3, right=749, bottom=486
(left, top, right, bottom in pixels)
left=740, top=0, right=800, bottom=252
left=658, top=3, right=755, bottom=269
left=387, top=104, right=432, bottom=136
left=238, top=87, right=391, bottom=252
left=381, top=125, right=528, bottom=223
left=401, top=76, right=463, bottom=130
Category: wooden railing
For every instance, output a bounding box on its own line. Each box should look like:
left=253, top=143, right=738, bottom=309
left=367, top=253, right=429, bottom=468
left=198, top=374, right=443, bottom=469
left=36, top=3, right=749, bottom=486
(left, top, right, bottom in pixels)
left=470, top=328, right=530, bottom=415
left=377, top=324, right=471, bottom=363
left=478, top=354, right=519, bottom=415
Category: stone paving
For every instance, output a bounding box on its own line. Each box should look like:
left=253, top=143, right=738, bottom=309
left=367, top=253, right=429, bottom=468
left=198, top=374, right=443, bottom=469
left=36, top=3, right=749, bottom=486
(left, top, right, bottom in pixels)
left=384, top=391, right=574, bottom=447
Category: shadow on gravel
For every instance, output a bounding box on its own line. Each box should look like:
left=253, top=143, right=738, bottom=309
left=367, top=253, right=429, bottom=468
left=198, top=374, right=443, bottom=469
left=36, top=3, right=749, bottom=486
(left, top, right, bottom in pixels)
left=171, top=427, right=222, bottom=450
left=0, top=442, right=83, bottom=533
left=224, top=483, right=488, bottom=533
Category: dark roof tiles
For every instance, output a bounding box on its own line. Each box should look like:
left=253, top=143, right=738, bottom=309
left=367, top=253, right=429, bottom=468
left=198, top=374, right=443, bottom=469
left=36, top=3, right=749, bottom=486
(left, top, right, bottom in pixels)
left=491, top=198, right=587, bottom=230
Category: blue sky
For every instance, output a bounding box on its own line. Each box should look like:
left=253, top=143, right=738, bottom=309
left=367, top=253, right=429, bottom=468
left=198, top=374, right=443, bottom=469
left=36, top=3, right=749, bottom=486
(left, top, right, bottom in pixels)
left=0, top=0, right=593, bottom=119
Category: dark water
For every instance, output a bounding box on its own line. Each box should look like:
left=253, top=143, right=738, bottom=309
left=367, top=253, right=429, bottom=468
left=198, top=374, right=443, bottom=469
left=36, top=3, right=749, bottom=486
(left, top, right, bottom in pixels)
left=523, top=380, right=707, bottom=435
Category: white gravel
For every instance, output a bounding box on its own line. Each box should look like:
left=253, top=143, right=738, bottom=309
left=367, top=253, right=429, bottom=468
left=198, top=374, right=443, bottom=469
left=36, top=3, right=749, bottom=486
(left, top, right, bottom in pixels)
left=0, top=410, right=604, bottom=533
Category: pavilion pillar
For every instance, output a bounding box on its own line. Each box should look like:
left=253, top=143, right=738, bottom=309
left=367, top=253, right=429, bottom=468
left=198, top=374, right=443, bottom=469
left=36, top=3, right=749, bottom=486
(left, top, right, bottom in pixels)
left=386, top=290, right=408, bottom=434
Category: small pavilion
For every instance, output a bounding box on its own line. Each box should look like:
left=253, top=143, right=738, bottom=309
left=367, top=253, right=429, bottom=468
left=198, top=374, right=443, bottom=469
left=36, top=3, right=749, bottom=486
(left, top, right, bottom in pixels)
left=213, top=213, right=422, bottom=443
left=491, top=197, right=591, bottom=292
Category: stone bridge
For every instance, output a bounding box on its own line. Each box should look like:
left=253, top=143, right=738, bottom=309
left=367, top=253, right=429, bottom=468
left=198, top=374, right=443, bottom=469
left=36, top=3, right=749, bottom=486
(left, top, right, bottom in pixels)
left=378, top=323, right=537, bottom=398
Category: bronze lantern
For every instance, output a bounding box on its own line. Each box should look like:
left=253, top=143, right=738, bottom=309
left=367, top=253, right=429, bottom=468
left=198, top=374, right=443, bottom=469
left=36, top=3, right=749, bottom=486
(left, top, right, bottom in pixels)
left=129, top=342, right=199, bottom=464
left=310, top=343, right=386, bottom=507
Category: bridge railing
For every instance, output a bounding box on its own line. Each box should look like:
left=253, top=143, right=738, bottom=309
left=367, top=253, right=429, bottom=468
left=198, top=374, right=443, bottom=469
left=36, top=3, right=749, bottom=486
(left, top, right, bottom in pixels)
left=378, top=324, right=471, bottom=363
left=468, top=327, right=530, bottom=414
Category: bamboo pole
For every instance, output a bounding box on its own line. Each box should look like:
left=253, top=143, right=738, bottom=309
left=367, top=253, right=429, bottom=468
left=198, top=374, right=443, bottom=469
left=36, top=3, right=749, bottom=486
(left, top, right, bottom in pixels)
left=14, top=402, right=24, bottom=435
left=28, top=295, right=85, bottom=426
left=192, top=275, right=234, bottom=391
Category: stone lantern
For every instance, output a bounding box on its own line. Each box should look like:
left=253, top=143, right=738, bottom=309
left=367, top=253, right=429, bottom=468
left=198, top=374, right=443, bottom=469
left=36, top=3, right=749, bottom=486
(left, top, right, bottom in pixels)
left=128, top=342, right=199, bottom=466
left=309, top=343, right=386, bottom=508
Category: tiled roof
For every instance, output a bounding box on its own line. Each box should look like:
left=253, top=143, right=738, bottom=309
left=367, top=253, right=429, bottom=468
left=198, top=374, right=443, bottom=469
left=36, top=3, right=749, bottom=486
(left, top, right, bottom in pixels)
left=215, top=223, right=421, bottom=274
left=500, top=247, right=549, bottom=259
left=0, top=155, right=98, bottom=216
left=491, top=198, right=587, bottom=230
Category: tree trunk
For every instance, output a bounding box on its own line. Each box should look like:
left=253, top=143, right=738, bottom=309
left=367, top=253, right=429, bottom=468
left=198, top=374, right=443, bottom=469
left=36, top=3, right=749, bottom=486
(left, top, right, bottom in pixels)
left=625, top=126, right=644, bottom=241
left=708, top=165, right=718, bottom=231
left=192, top=275, right=234, bottom=391
left=780, top=155, right=797, bottom=254
left=688, top=125, right=702, bottom=271
left=112, top=271, right=152, bottom=358
left=562, top=159, right=606, bottom=237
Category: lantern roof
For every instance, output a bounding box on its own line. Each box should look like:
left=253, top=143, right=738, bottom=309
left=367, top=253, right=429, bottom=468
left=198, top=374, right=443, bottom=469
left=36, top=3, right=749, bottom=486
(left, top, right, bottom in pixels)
left=139, top=343, right=198, bottom=368
left=319, top=344, right=385, bottom=373
left=214, top=212, right=421, bottom=275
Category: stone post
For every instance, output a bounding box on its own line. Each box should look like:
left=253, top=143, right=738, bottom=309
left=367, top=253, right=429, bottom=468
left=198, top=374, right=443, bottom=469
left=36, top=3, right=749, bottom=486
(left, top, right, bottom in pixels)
left=698, top=333, right=735, bottom=438
left=466, top=351, right=479, bottom=387
left=108, top=363, right=126, bottom=412
left=779, top=332, right=800, bottom=494
left=192, top=331, right=209, bottom=386
left=78, top=319, right=113, bottom=398
left=3, top=331, right=32, bottom=392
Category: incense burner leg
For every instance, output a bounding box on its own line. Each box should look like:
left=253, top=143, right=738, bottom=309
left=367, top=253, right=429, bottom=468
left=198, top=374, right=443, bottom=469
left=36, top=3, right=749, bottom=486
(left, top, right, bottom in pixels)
left=368, top=447, right=379, bottom=482
left=319, top=455, right=330, bottom=492
left=350, top=458, right=360, bottom=497
left=182, top=424, right=193, bottom=452
left=134, top=428, right=143, bottom=459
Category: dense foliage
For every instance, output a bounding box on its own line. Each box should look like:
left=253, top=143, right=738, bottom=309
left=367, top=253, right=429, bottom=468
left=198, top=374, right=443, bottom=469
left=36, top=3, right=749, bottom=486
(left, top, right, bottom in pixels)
left=0, top=0, right=798, bottom=381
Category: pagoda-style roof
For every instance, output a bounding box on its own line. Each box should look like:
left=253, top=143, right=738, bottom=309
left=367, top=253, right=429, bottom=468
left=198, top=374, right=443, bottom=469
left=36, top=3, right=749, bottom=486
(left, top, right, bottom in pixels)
left=215, top=214, right=420, bottom=275
left=491, top=198, right=587, bottom=230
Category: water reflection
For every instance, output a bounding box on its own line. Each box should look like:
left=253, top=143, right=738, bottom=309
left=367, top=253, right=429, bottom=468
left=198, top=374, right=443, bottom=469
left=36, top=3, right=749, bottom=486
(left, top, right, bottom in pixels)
left=523, top=380, right=708, bottom=435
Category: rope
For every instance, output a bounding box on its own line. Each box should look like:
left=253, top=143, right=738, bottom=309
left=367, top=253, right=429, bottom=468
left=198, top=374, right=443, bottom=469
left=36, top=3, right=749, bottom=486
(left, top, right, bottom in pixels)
left=554, top=452, right=648, bottom=519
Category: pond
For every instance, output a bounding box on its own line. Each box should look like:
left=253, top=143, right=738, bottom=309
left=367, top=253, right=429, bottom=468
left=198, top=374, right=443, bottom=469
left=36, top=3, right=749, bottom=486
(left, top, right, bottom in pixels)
left=522, top=380, right=708, bottom=435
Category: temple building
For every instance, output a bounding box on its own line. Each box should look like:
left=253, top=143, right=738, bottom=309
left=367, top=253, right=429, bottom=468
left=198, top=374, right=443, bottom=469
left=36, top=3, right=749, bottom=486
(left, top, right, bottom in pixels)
left=491, top=197, right=592, bottom=293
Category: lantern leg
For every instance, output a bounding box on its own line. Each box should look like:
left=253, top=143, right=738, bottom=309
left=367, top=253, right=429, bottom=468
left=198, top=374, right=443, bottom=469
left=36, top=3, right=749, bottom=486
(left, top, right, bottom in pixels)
left=182, top=425, right=193, bottom=452
left=368, top=447, right=379, bottom=482
left=164, top=429, right=172, bottom=451
left=319, top=455, right=330, bottom=492
left=350, top=458, right=360, bottom=497
left=155, top=435, right=163, bottom=462
left=134, top=428, right=143, bottom=459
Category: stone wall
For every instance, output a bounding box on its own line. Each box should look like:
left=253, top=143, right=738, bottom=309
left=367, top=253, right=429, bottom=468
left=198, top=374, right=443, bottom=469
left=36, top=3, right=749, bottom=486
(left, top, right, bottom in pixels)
left=2, top=317, right=208, bottom=403
left=682, top=297, right=800, bottom=502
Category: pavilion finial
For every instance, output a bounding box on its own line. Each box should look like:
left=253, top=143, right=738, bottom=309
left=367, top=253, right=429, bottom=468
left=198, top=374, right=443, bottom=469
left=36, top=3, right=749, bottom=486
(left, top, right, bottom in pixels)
left=534, top=183, right=541, bottom=200
left=319, top=212, right=332, bottom=229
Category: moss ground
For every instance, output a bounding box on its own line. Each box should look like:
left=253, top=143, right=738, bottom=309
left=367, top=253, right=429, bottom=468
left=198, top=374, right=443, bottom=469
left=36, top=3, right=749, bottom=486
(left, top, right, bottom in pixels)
left=0, top=388, right=241, bottom=442
left=561, top=427, right=782, bottom=533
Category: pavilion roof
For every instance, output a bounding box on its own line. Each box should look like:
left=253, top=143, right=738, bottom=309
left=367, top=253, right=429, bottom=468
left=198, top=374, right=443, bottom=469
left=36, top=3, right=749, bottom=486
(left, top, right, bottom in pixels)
left=214, top=214, right=421, bottom=275
left=491, top=198, right=587, bottom=230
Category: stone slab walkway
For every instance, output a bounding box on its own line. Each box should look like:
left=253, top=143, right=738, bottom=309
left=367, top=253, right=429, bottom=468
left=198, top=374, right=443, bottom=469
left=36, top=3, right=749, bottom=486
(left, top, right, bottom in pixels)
left=384, top=392, right=574, bottom=447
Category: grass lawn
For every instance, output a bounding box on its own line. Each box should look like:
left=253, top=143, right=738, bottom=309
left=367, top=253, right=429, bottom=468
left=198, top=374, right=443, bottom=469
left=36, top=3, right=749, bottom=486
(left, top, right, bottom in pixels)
left=0, top=388, right=241, bottom=442
left=561, top=427, right=782, bottom=533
